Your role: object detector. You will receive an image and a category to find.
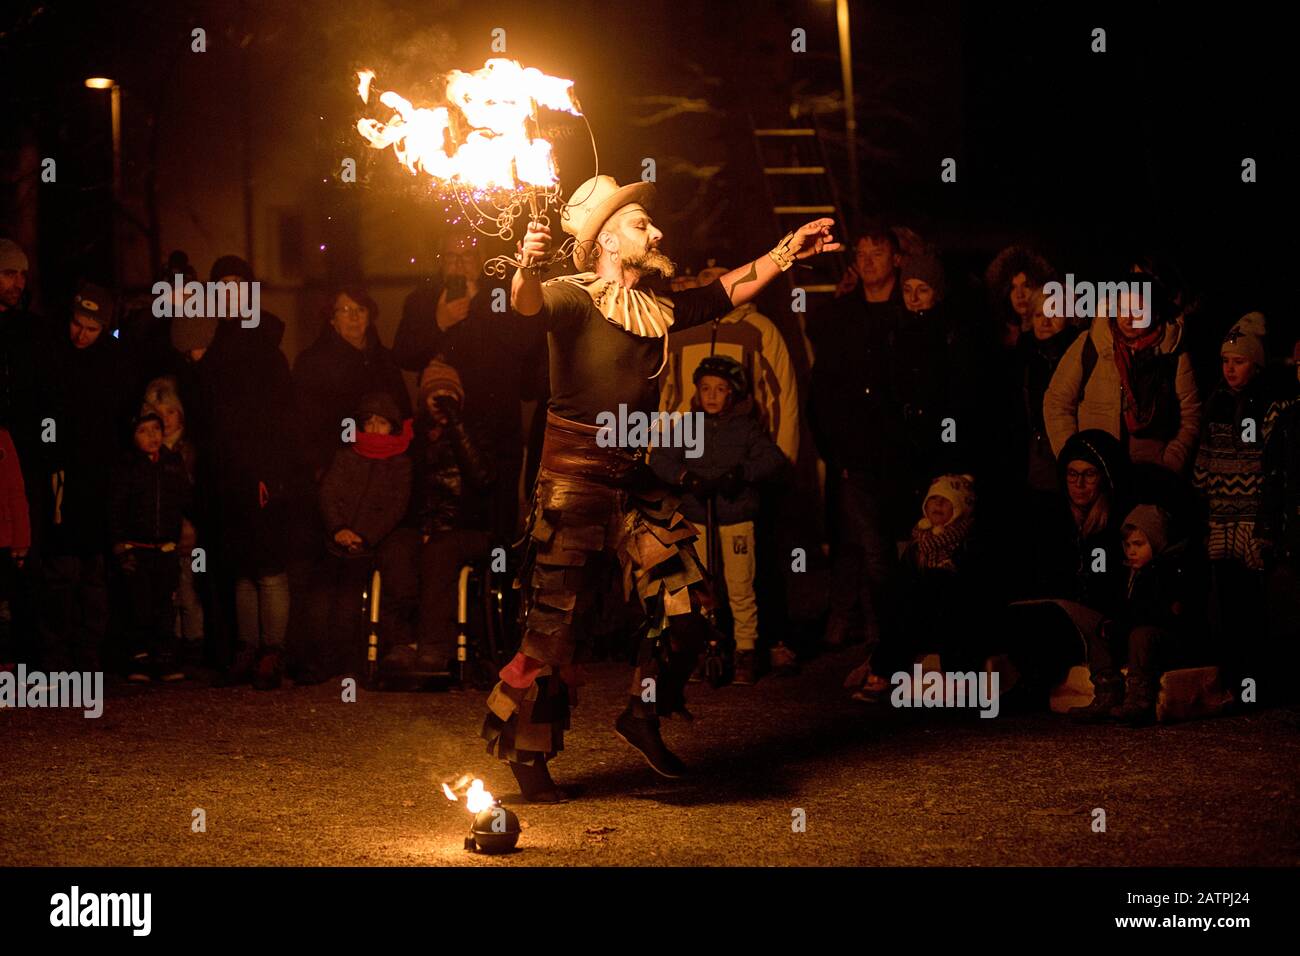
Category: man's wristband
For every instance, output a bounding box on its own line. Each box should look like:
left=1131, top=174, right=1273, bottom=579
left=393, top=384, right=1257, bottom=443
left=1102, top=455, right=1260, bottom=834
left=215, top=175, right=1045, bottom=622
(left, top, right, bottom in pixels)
left=519, top=263, right=545, bottom=280
left=768, top=232, right=797, bottom=272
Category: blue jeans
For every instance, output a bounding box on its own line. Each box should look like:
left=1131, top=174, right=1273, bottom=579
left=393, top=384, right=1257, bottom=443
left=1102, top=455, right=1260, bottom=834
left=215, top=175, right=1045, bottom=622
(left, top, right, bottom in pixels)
left=235, top=572, right=290, bottom=652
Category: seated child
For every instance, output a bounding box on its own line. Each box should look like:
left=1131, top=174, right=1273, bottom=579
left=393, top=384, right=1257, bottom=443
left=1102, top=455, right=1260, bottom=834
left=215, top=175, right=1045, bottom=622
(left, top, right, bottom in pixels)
left=303, top=392, right=412, bottom=682
left=379, top=359, right=495, bottom=678
left=110, top=409, right=193, bottom=682
left=648, top=354, right=790, bottom=685
left=1069, top=504, right=1190, bottom=724
left=852, top=474, right=977, bottom=700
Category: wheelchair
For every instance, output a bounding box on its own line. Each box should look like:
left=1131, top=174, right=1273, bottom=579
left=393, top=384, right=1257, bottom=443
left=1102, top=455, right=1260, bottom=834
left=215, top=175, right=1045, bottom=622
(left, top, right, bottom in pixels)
left=363, top=549, right=519, bottom=692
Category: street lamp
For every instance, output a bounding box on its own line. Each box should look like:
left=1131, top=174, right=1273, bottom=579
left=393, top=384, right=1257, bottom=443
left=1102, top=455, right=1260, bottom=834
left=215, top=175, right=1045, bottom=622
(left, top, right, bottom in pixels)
left=834, top=0, right=858, bottom=218
left=819, top=0, right=859, bottom=218
left=85, top=77, right=122, bottom=292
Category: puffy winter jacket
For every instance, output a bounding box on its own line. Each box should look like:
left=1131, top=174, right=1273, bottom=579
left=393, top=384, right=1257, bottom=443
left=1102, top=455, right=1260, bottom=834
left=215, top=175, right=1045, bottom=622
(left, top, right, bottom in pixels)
left=648, top=398, right=791, bottom=524
left=1044, top=314, right=1201, bottom=473
left=406, top=417, right=495, bottom=535
left=319, top=447, right=412, bottom=555
left=109, top=446, right=192, bottom=545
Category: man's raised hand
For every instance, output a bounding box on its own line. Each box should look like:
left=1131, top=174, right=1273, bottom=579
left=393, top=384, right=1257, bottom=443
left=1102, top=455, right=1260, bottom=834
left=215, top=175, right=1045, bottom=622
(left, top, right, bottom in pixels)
left=790, top=218, right=843, bottom=260
left=518, top=220, right=552, bottom=269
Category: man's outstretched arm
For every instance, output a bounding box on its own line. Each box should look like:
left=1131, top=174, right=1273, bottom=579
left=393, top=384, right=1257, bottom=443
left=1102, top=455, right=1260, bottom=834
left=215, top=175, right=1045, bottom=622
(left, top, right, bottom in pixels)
left=719, top=218, right=842, bottom=307
left=511, top=220, right=552, bottom=316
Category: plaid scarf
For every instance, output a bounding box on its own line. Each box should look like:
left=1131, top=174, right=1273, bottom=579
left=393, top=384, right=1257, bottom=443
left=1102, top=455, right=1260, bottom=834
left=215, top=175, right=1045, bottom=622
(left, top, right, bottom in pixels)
left=1110, top=318, right=1166, bottom=435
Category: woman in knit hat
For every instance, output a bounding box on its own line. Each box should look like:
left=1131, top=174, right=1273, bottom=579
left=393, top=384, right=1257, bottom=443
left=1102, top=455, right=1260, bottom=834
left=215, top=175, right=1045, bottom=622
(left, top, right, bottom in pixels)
left=1194, top=312, right=1271, bottom=567
left=1192, top=312, right=1274, bottom=688
left=899, top=252, right=946, bottom=315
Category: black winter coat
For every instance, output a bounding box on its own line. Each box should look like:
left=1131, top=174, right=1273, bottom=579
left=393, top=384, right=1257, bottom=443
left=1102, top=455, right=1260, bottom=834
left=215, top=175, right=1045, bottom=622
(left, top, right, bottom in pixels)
left=45, top=331, right=135, bottom=555
left=648, top=399, right=790, bottom=524
left=807, top=293, right=979, bottom=508
left=109, top=446, right=192, bottom=545
left=319, top=447, right=412, bottom=555
left=1112, top=540, right=1200, bottom=643
left=406, top=417, right=494, bottom=535
left=1260, top=398, right=1300, bottom=560
left=294, top=324, right=411, bottom=474
left=0, top=307, right=60, bottom=480
left=184, top=323, right=308, bottom=575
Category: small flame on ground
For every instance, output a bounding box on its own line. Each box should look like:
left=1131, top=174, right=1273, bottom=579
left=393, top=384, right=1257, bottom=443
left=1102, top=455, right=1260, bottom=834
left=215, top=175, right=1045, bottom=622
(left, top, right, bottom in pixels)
left=442, top=773, right=493, bottom=813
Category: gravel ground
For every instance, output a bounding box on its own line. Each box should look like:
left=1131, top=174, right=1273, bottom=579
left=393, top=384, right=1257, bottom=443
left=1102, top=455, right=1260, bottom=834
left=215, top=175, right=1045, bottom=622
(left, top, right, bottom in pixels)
left=2, top=649, right=1297, bottom=867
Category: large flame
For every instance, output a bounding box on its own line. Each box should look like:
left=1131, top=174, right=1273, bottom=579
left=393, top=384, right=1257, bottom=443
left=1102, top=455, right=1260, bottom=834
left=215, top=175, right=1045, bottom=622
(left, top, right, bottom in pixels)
left=356, top=58, right=579, bottom=192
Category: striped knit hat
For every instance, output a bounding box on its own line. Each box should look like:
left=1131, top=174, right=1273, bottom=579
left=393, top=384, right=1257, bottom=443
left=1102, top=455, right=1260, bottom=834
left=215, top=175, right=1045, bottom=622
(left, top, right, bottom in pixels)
left=419, top=357, right=464, bottom=407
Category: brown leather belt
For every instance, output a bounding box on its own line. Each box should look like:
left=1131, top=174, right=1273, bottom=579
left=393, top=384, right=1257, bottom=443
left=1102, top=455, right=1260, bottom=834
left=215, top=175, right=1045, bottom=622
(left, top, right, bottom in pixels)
left=539, top=410, right=644, bottom=486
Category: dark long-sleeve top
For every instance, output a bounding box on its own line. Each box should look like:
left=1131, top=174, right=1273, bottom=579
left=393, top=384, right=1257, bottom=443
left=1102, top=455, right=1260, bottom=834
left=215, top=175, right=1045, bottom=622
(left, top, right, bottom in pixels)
left=533, top=279, right=733, bottom=425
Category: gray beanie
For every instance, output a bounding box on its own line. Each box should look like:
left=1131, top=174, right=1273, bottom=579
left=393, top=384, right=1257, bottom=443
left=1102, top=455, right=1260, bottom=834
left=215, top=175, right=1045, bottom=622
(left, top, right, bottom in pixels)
left=1122, top=504, right=1170, bottom=555
left=900, top=253, right=946, bottom=303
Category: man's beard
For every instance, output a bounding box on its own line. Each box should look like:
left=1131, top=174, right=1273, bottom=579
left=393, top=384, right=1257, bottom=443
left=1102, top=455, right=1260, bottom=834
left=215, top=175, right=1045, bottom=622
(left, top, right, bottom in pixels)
left=622, top=243, right=676, bottom=279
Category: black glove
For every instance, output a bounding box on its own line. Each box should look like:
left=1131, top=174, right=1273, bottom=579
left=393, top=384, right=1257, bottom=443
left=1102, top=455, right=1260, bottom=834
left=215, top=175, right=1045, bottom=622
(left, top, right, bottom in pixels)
left=715, top=465, right=745, bottom=497
left=432, top=394, right=462, bottom=427
left=681, top=471, right=709, bottom=497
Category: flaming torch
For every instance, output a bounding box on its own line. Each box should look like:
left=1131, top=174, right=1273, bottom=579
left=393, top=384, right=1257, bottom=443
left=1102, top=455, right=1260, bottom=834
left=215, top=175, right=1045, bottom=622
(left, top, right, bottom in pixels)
left=442, top=773, right=521, bottom=854
left=355, top=57, right=591, bottom=279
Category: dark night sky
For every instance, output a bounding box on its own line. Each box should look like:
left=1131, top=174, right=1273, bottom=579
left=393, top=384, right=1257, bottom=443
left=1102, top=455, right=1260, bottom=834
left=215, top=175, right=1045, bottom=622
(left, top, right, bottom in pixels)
left=0, top=0, right=1288, bottom=348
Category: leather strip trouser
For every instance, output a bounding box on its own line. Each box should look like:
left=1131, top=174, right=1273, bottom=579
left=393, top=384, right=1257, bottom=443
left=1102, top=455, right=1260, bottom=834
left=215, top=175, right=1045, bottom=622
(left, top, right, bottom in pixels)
left=481, top=412, right=716, bottom=766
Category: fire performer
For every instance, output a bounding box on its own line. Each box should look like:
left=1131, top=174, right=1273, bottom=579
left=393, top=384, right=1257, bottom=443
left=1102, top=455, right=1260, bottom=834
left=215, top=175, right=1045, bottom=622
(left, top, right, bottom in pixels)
left=482, top=174, right=839, bottom=801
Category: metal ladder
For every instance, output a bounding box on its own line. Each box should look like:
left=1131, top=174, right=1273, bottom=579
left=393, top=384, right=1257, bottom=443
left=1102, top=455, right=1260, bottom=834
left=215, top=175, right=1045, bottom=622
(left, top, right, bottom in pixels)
left=751, top=117, right=850, bottom=303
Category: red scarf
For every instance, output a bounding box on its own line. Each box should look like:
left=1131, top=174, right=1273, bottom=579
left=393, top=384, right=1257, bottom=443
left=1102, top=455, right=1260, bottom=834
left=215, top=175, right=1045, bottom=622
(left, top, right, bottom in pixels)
left=1110, top=318, right=1165, bottom=435
left=354, top=418, right=414, bottom=459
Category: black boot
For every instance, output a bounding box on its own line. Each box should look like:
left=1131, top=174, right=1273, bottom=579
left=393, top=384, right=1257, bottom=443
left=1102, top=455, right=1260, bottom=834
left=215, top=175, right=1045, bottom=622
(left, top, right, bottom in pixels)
left=1068, top=672, right=1124, bottom=722
left=508, top=758, right=568, bottom=803
left=614, top=704, right=688, bottom=778
left=1112, top=671, right=1158, bottom=726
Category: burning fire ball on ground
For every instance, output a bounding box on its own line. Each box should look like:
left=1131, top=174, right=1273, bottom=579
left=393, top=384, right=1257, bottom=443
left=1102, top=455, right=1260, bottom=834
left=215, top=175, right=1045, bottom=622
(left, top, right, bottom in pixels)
left=443, top=774, right=521, bottom=855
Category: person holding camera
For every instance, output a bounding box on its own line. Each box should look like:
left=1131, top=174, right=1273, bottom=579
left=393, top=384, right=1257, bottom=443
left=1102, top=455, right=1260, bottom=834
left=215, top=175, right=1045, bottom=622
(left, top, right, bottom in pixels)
left=377, top=359, right=495, bottom=678
left=394, top=237, right=540, bottom=545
